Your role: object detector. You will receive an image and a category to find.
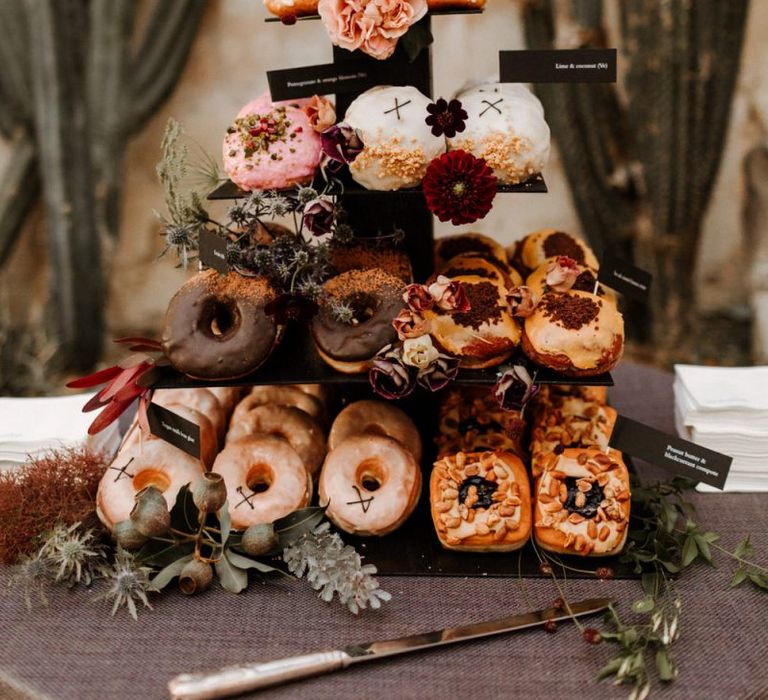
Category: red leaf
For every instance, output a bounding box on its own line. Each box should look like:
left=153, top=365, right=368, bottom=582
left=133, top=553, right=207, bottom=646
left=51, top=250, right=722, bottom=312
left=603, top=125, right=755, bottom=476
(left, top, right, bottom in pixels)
left=88, top=397, right=136, bottom=435
left=66, top=365, right=122, bottom=389
left=117, top=353, right=152, bottom=370
left=101, top=363, right=149, bottom=402
left=113, top=382, right=146, bottom=404
left=82, top=388, right=111, bottom=413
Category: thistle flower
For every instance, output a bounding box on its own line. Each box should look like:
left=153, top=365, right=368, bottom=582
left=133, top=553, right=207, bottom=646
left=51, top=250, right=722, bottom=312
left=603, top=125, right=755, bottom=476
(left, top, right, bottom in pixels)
left=161, top=223, right=198, bottom=268
left=297, top=278, right=325, bottom=301
left=268, top=195, right=290, bottom=217
left=296, top=186, right=318, bottom=204
left=41, top=523, right=104, bottom=588
left=283, top=523, right=390, bottom=614
left=330, top=299, right=355, bottom=324
left=94, top=548, right=153, bottom=621
left=7, top=550, right=50, bottom=610
left=333, top=223, right=355, bottom=244
left=228, top=204, right=249, bottom=226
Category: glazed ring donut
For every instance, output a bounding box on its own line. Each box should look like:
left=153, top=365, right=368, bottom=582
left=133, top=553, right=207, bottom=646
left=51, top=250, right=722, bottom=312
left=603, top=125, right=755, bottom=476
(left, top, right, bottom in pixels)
left=525, top=261, right=616, bottom=304
left=294, top=383, right=332, bottom=408
left=521, top=290, right=624, bottom=377
left=510, top=228, right=599, bottom=276
left=439, top=255, right=523, bottom=288
left=434, top=233, right=508, bottom=271
left=328, top=400, right=422, bottom=463
left=311, top=269, right=405, bottom=374
left=263, top=0, right=318, bottom=19
left=162, top=270, right=280, bottom=381
left=226, top=405, right=326, bottom=478
left=213, top=436, right=313, bottom=530
left=205, top=387, right=243, bottom=413
left=232, top=386, right=326, bottom=425
left=319, top=435, right=421, bottom=536
left=430, top=451, right=531, bottom=552
left=150, top=402, right=219, bottom=468
left=534, top=448, right=630, bottom=556
left=153, top=388, right=227, bottom=441
left=422, top=274, right=521, bottom=369
left=96, top=440, right=205, bottom=531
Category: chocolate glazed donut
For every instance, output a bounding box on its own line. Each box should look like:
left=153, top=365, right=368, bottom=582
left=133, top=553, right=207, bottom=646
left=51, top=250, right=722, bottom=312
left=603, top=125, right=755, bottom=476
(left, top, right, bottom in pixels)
left=311, top=269, right=405, bottom=374
left=162, top=270, right=280, bottom=380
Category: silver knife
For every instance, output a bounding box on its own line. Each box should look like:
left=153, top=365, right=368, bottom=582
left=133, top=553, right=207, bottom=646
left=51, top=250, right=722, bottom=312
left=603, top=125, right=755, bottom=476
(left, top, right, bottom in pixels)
left=168, top=597, right=612, bottom=699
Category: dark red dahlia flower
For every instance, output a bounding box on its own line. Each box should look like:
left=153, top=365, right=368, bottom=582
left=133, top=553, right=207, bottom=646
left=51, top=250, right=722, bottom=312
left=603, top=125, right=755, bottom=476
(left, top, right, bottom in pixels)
left=425, top=98, right=468, bottom=138
left=422, top=150, right=497, bottom=225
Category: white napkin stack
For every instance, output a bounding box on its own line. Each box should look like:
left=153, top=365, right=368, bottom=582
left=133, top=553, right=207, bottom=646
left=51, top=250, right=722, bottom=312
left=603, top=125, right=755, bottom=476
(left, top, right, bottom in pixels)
left=674, top=364, right=768, bottom=492
left=0, top=393, right=120, bottom=472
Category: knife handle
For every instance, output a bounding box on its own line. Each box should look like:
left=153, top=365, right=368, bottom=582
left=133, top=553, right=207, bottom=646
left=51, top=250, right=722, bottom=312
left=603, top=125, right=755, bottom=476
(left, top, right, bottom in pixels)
left=168, top=650, right=351, bottom=699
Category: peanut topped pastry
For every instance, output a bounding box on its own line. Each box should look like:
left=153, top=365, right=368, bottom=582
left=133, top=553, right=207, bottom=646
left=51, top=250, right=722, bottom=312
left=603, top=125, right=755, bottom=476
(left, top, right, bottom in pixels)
left=431, top=450, right=531, bottom=552
left=534, top=448, right=630, bottom=557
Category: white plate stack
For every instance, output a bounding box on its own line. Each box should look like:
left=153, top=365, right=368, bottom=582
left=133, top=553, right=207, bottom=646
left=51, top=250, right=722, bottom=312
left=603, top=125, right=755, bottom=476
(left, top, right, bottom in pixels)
left=674, top=364, right=768, bottom=492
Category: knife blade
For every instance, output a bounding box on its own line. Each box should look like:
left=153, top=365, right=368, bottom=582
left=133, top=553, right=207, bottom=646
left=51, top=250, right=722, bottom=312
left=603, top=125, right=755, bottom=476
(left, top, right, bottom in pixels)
left=168, top=597, right=612, bottom=699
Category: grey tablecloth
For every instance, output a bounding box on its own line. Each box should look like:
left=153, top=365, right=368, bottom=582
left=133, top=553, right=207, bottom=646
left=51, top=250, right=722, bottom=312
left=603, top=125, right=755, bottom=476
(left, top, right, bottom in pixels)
left=1, top=363, right=767, bottom=700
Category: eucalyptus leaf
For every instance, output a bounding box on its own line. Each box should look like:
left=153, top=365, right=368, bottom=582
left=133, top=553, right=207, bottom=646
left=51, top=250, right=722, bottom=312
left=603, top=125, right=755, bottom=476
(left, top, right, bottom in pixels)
left=226, top=549, right=287, bottom=577
left=218, top=503, right=231, bottom=546
left=701, top=531, right=720, bottom=543
left=215, top=553, right=248, bottom=593
left=275, top=506, right=327, bottom=548
left=660, top=559, right=681, bottom=573
left=136, top=539, right=195, bottom=569
left=631, top=597, right=655, bottom=614
left=734, top=536, right=753, bottom=559
left=655, top=648, right=675, bottom=681
left=596, top=656, right=624, bottom=680
left=148, top=554, right=194, bottom=591
left=730, top=568, right=748, bottom=588
left=693, top=535, right=714, bottom=566
left=681, top=536, right=699, bottom=567
left=641, top=572, right=660, bottom=597
left=170, top=483, right=200, bottom=534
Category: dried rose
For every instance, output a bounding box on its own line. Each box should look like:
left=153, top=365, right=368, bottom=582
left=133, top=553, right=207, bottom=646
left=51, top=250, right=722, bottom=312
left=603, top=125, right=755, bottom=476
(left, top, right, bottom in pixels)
left=494, top=364, right=539, bottom=411
left=427, top=275, right=471, bottom=312
left=303, top=95, right=336, bottom=132
left=545, top=256, right=580, bottom=292
left=320, top=123, right=364, bottom=165
left=368, top=347, right=416, bottom=400
left=402, top=334, right=440, bottom=370
left=302, top=196, right=335, bottom=237
left=506, top=285, right=539, bottom=318
left=417, top=354, right=459, bottom=392
left=392, top=308, right=429, bottom=340
left=403, top=284, right=434, bottom=312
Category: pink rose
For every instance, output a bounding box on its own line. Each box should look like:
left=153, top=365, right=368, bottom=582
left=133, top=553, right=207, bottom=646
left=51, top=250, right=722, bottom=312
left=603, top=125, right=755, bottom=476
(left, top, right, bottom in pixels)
left=303, top=95, right=336, bottom=133
left=545, top=256, right=580, bottom=292
left=392, top=308, right=429, bottom=340
left=318, top=0, right=428, bottom=61
left=506, top=286, right=539, bottom=318
left=427, top=275, right=471, bottom=312
left=403, top=284, right=434, bottom=312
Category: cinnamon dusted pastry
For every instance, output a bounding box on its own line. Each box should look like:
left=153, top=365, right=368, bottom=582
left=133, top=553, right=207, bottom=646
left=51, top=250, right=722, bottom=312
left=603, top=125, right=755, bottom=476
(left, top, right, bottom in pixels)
left=509, top=229, right=599, bottom=276
left=434, top=232, right=508, bottom=271
left=438, top=254, right=522, bottom=288
left=431, top=451, right=531, bottom=552
left=521, top=290, right=624, bottom=377
left=424, top=274, right=521, bottom=369
left=526, top=260, right=616, bottom=304
left=535, top=384, right=608, bottom=406
left=530, top=403, right=617, bottom=477
left=534, top=448, right=630, bottom=557
left=436, top=388, right=525, bottom=459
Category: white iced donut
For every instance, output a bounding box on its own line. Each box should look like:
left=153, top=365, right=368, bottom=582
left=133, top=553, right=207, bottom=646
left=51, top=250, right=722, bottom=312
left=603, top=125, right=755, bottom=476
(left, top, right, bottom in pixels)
left=344, top=85, right=446, bottom=190
left=455, top=81, right=544, bottom=117
left=96, top=440, right=205, bottom=531
left=213, top=436, right=312, bottom=530
left=319, top=435, right=421, bottom=536
left=448, top=88, right=550, bottom=184
left=226, top=404, right=326, bottom=478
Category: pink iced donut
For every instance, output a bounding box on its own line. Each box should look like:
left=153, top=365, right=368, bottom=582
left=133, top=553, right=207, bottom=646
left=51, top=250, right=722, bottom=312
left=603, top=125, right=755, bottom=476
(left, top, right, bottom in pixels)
left=223, top=91, right=322, bottom=191
left=213, top=436, right=313, bottom=530
left=96, top=440, right=205, bottom=531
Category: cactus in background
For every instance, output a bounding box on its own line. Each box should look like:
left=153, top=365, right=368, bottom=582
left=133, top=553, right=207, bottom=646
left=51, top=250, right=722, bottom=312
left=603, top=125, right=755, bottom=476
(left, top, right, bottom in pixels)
left=523, top=0, right=750, bottom=362
left=0, top=0, right=205, bottom=372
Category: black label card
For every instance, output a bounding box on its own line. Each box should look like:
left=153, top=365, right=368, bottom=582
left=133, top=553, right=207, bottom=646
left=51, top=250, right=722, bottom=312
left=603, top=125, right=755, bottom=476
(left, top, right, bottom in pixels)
left=499, top=49, right=617, bottom=83
left=147, top=403, right=201, bottom=460
left=597, top=254, right=652, bottom=302
left=609, top=415, right=732, bottom=489
left=268, top=60, right=378, bottom=101
left=199, top=228, right=229, bottom=274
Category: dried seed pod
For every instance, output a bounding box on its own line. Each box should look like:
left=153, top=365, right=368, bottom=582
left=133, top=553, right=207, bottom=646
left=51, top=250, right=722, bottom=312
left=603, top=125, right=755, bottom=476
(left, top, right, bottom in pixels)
left=113, top=519, right=148, bottom=551
left=192, top=472, right=228, bottom=514
left=130, top=486, right=171, bottom=538
left=241, top=522, right=279, bottom=556
left=179, top=559, right=213, bottom=595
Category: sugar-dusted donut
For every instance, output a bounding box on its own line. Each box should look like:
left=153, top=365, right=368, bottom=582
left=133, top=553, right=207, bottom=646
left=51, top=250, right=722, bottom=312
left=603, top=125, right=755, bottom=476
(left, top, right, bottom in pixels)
left=162, top=270, right=280, bottom=381
left=311, top=269, right=405, bottom=374
left=422, top=274, right=521, bottom=369
left=232, top=386, right=326, bottom=425
left=226, top=405, right=326, bottom=478
left=521, top=290, right=624, bottom=377
left=97, top=440, right=205, bottom=531
left=510, top=228, right=599, bottom=276
left=222, top=91, right=322, bottom=191
left=430, top=450, right=531, bottom=552
left=319, top=435, right=421, bottom=536
left=533, top=448, right=630, bottom=556
left=153, top=388, right=227, bottom=441
left=213, top=436, right=313, bottom=530
left=328, top=400, right=422, bottom=463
